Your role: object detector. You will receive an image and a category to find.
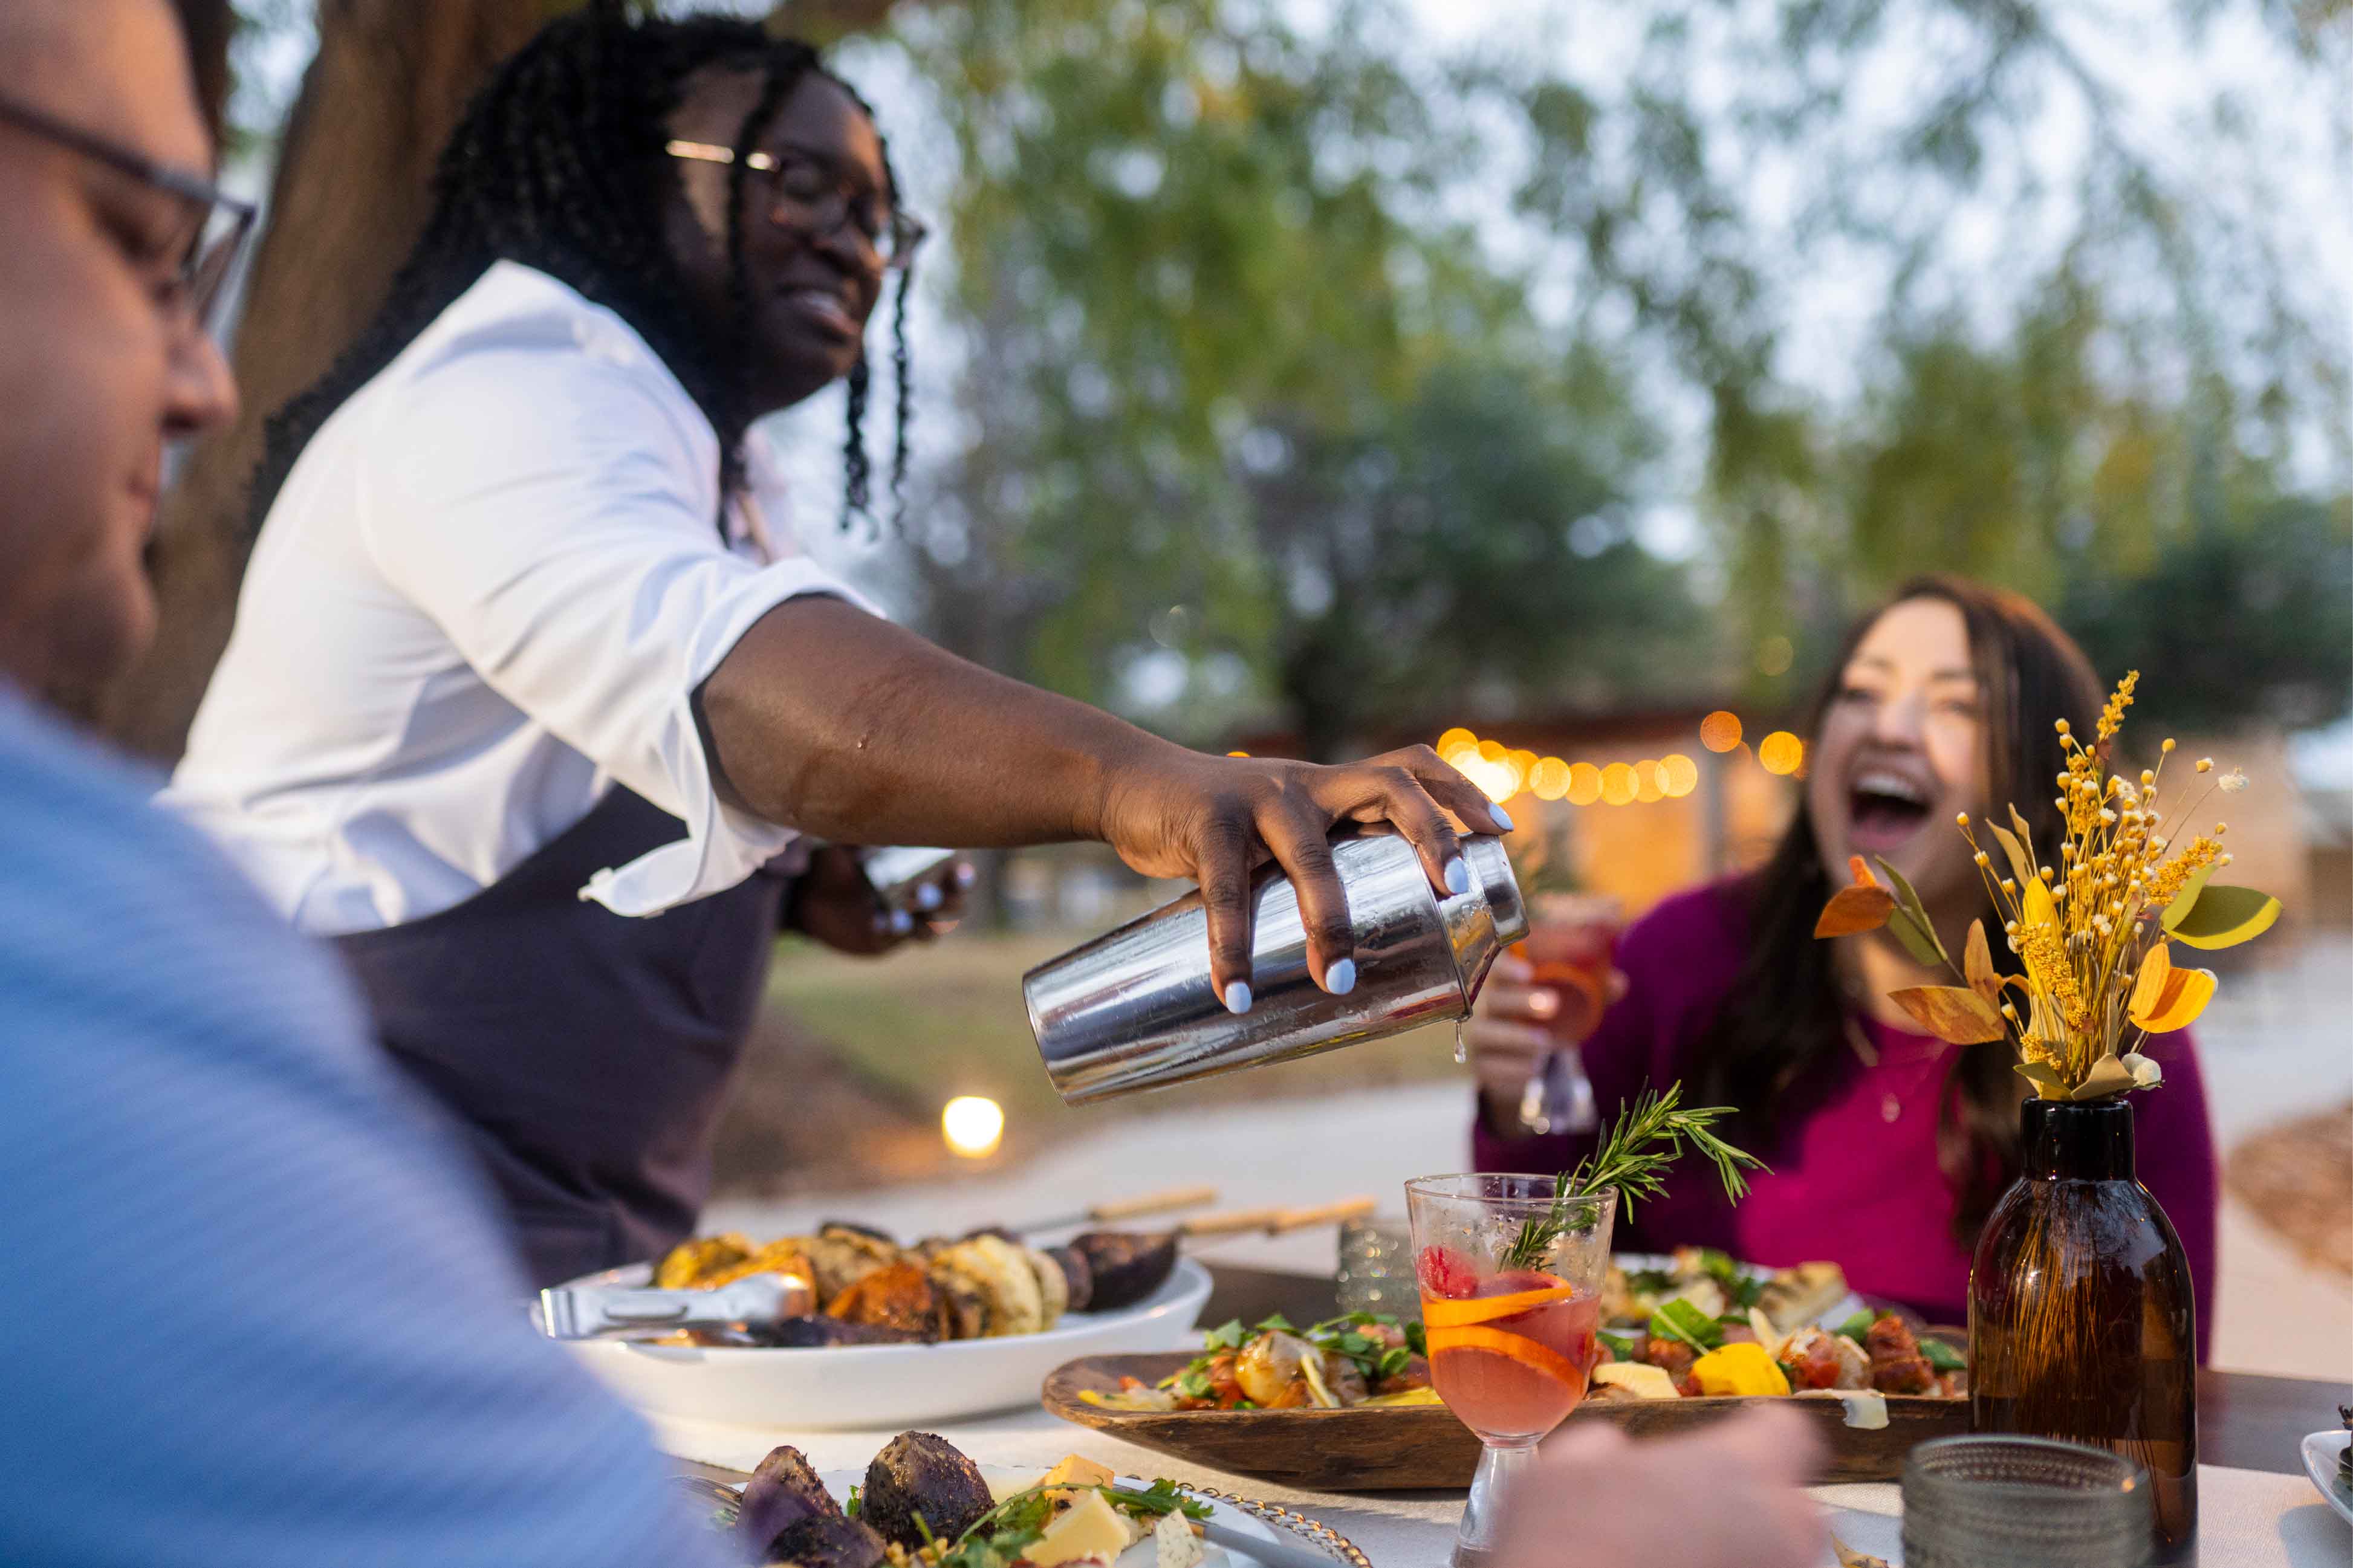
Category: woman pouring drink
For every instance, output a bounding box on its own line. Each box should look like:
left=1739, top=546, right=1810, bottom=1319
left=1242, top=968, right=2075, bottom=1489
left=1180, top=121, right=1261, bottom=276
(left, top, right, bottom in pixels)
left=166, top=7, right=1505, bottom=1288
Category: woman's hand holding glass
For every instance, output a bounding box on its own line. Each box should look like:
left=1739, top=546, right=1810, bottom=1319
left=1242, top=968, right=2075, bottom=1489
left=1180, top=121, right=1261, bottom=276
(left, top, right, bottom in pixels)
left=1467, top=943, right=1626, bottom=1134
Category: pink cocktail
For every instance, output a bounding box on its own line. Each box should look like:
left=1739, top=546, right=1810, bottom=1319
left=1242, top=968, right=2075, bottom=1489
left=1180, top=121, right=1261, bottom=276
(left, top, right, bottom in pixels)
left=1407, top=1176, right=1618, bottom=1568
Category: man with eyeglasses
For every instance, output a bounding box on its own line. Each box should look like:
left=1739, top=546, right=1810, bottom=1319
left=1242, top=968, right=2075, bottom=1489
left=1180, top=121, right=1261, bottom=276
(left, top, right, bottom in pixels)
left=0, top=2, right=748, bottom=1562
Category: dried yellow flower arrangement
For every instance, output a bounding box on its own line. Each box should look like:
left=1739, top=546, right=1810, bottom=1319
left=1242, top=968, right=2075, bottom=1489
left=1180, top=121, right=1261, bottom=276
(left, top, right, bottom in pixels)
left=1814, top=672, right=2281, bottom=1100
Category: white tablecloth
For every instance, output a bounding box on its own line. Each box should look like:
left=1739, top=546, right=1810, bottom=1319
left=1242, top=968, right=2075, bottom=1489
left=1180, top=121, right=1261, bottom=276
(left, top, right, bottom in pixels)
left=649, top=1405, right=2349, bottom=1566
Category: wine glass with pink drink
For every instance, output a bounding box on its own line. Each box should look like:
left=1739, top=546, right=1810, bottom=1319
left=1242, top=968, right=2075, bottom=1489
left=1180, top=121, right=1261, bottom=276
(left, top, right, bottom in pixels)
left=1406, top=1174, right=1618, bottom=1568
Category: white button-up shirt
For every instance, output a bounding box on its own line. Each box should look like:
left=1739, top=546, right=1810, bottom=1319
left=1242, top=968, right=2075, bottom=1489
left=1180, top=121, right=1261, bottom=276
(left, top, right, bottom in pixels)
left=166, top=262, right=872, bottom=935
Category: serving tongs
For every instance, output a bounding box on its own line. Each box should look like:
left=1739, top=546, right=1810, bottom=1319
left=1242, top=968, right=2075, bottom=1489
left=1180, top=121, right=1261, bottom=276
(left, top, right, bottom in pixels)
left=538, top=1271, right=814, bottom=1341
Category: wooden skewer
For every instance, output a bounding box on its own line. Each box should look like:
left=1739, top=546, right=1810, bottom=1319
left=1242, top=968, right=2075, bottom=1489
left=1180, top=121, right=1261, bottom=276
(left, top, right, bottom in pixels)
left=1175, top=1206, right=1289, bottom=1237
left=1012, top=1185, right=1221, bottom=1234
left=1085, top=1184, right=1221, bottom=1222
left=1266, top=1196, right=1378, bottom=1234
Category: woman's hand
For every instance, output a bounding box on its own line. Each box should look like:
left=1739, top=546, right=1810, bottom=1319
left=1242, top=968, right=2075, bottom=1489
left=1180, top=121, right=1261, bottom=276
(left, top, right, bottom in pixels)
left=785, top=846, right=967, bottom=955
left=1466, top=950, right=1625, bottom=1130
left=1496, top=1406, right=1826, bottom=1568
left=1091, top=745, right=1512, bottom=1010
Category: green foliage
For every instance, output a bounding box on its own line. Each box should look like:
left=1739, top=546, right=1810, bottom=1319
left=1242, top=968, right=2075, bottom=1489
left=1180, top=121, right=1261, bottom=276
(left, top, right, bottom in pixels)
left=891, top=0, right=1704, bottom=748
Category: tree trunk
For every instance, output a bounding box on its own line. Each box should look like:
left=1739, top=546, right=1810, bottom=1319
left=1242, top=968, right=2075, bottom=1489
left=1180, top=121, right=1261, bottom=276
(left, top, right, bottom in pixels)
left=90, top=0, right=580, bottom=760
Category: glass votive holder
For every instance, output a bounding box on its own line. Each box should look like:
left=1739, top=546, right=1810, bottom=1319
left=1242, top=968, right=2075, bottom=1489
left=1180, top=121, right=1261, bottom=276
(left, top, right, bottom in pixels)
left=1901, top=1435, right=2153, bottom=1568
left=1334, top=1214, right=1418, bottom=1318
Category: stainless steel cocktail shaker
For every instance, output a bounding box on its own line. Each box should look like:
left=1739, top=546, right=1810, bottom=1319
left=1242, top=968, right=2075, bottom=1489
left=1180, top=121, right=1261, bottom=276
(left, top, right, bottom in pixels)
left=1023, top=834, right=1527, bottom=1104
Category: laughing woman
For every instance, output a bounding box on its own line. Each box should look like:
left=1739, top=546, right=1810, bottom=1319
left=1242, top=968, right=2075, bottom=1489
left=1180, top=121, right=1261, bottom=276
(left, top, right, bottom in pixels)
left=166, top=5, right=1504, bottom=1288
left=1463, top=577, right=2219, bottom=1352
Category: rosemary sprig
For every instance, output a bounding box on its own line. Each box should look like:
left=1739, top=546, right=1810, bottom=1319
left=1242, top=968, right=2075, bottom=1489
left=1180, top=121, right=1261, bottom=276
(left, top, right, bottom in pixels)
left=1499, top=1083, right=1765, bottom=1272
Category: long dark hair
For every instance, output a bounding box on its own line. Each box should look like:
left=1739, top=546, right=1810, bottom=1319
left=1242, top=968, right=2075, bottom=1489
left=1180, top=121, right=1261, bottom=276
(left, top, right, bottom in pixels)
left=1698, top=575, right=2106, bottom=1240
left=246, top=2, right=912, bottom=539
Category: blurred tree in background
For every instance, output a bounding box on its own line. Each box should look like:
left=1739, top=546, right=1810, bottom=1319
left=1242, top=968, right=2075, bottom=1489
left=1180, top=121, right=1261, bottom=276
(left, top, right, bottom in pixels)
left=98, top=0, right=2350, bottom=760
left=890, top=0, right=1707, bottom=756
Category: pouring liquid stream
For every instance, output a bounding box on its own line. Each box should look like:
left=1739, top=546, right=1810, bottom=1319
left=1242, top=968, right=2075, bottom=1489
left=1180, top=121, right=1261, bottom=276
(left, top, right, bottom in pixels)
left=1454, top=1017, right=1470, bottom=1066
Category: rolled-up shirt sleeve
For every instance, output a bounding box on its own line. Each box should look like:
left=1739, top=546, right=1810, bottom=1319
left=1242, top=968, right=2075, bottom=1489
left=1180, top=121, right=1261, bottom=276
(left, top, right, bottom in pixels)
left=360, top=317, right=874, bottom=916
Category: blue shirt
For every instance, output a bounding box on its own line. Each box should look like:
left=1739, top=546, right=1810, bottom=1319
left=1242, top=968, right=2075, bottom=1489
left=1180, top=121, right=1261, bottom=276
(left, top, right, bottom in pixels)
left=0, top=690, right=724, bottom=1567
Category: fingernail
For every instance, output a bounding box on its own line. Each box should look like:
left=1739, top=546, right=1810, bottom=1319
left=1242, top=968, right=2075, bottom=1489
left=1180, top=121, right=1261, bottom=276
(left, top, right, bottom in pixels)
left=1325, top=957, right=1357, bottom=996
left=955, top=862, right=977, bottom=887
left=1223, top=979, right=1253, bottom=1015
left=916, top=883, right=943, bottom=911
left=1529, top=988, right=1560, bottom=1019
left=890, top=909, right=913, bottom=935
left=1443, top=857, right=1470, bottom=897
left=1490, top=805, right=1516, bottom=832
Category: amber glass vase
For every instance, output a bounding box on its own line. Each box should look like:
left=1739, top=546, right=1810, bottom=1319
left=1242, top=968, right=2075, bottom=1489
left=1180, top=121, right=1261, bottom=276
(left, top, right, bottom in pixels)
left=1970, top=1097, right=2197, bottom=1565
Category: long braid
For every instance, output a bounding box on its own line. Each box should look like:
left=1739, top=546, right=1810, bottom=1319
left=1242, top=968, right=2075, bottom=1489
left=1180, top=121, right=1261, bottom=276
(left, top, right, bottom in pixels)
left=247, top=5, right=912, bottom=542
left=889, top=261, right=915, bottom=531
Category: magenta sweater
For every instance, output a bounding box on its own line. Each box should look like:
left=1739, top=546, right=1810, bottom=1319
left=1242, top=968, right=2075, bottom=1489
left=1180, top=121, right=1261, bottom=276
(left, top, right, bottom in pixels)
left=1472, top=881, right=2219, bottom=1360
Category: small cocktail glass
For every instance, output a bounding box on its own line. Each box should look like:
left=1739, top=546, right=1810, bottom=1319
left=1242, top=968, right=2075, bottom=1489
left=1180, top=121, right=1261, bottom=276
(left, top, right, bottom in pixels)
left=1405, top=1173, right=1618, bottom=1568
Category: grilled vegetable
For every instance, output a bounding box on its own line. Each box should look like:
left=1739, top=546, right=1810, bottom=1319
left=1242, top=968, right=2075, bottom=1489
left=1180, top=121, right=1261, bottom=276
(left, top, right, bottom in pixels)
left=860, top=1431, right=995, bottom=1550
left=738, top=1445, right=839, bottom=1552
left=1068, top=1230, right=1180, bottom=1311
left=760, top=1512, right=887, bottom=1568
left=1046, top=1243, right=1094, bottom=1313
left=755, top=1317, right=929, bottom=1349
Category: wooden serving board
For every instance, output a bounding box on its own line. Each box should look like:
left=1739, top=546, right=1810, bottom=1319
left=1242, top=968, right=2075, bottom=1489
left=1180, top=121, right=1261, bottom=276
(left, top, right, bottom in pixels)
left=1042, top=1352, right=1969, bottom=1490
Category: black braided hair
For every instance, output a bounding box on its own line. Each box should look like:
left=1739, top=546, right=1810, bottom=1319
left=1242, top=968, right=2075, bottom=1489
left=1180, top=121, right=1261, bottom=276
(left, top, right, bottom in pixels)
left=247, top=1, right=913, bottom=540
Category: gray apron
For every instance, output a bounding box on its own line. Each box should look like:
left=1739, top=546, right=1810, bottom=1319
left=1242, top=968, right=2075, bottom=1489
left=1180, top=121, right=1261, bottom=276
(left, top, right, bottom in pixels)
left=333, top=787, right=787, bottom=1288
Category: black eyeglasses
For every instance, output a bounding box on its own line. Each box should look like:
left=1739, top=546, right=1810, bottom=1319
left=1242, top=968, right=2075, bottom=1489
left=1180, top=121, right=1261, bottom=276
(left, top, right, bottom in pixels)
left=0, top=92, right=258, bottom=331
left=666, top=139, right=927, bottom=272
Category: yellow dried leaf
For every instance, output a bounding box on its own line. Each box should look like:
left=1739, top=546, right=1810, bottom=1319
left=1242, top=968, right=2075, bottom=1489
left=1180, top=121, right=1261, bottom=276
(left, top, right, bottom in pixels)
left=2129, top=941, right=2172, bottom=1016
left=2021, top=876, right=2057, bottom=931
left=2167, top=885, right=2282, bottom=951
left=1987, top=822, right=2034, bottom=889
left=2069, top=1054, right=2137, bottom=1100
left=1816, top=883, right=1896, bottom=938
left=2129, top=956, right=2215, bottom=1034
left=1848, top=854, right=1878, bottom=889
left=1889, top=985, right=2008, bottom=1044
left=1964, top=919, right=1999, bottom=1005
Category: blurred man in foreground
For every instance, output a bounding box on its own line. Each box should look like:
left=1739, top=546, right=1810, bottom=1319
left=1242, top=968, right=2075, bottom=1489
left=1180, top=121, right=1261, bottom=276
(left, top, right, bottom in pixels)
left=0, top=3, right=1824, bottom=1563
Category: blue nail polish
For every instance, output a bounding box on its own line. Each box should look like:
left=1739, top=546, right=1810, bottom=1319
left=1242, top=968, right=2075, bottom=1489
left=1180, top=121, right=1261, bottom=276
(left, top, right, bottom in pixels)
left=890, top=909, right=913, bottom=935
left=1490, top=804, right=1516, bottom=832
left=1224, top=979, right=1253, bottom=1015
left=1443, top=857, right=1470, bottom=896
left=916, top=883, right=943, bottom=911
left=1325, top=957, right=1357, bottom=996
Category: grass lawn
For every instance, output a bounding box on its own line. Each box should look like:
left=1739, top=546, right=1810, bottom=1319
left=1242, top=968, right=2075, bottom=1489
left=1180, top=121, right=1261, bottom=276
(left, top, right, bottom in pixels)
left=760, top=927, right=1472, bottom=1144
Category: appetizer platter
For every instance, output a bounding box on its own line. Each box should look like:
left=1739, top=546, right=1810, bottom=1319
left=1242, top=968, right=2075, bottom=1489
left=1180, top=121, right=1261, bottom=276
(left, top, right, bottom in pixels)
left=687, top=1430, right=1362, bottom=1568
left=549, top=1221, right=1211, bottom=1428
left=1044, top=1248, right=1968, bottom=1489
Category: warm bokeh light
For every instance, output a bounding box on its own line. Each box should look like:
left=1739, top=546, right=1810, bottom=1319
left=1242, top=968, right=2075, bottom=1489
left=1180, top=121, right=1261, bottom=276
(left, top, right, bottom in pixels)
left=941, top=1096, right=1004, bottom=1159
left=1700, top=710, right=1743, bottom=753
left=1663, top=753, right=1700, bottom=797
left=1759, top=731, right=1806, bottom=776
left=1756, top=635, right=1795, bottom=676
left=1566, top=762, right=1603, bottom=806
left=1436, top=727, right=1475, bottom=755
left=1635, top=760, right=1666, bottom=803
left=1477, top=739, right=1507, bottom=763
left=1600, top=762, right=1638, bottom=806
left=1530, top=757, right=1571, bottom=799
left=1455, top=751, right=1522, bottom=803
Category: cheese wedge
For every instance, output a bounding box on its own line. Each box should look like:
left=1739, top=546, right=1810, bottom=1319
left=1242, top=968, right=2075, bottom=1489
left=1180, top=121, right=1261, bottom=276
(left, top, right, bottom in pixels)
left=1026, top=1490, right=1144, bottom=1567
left=1591, top=1361, right=1682, bottom=1400
left=1040, top=1454, right=1119, bottom=1497
left=1154, top=1508, right=1205, bottom=1568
